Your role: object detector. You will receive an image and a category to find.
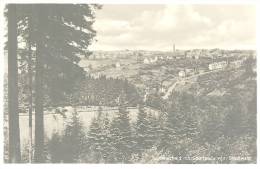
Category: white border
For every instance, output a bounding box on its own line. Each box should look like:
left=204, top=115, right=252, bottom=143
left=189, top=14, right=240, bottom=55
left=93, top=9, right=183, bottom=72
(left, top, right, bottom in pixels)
left=0, top=1, right=259, bottom=169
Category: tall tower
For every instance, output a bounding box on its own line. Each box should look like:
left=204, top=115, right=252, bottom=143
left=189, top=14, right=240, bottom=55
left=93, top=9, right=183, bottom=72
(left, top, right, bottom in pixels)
left=172, top=44, right=176, bottom=58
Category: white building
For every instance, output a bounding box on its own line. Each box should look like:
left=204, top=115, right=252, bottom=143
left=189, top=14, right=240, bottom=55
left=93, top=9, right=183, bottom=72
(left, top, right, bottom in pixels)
left=178, top=70, right=186, bottom=78
left=150, top=56, right=158, bottom=63
left=115, top=62, right=121, bottom=68
left=143, top=58, right=150, bottom=64
left=143, top=56, right=158, bottom=64
left=208, top=61, right=227, bottom=70
left=159, top=86, right=166, bottom=93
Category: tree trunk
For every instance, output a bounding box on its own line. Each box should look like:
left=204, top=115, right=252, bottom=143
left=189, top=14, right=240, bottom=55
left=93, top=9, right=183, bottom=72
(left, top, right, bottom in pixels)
left=8, top=4, right=21, bottom=163
left=34, top=5, right=45, bottom=163
left=28, top=4, right=33, bottom=163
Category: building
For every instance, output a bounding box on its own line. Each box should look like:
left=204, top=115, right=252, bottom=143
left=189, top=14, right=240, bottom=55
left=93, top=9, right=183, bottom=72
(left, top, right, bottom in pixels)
left=185, top=49, right=201, bottom=59
left=178, top=70, right=186, bottom=77
left=229, top=60, right=243, bottom=69
left=198, top=69, right=205, bottom=74
left=115, top=62, right=121, bottom=68
left=208, top=61, right=227, bottom=70
left=143, top=56, right=158, bottom=64
left=194, top=55, right=200, bottom=60
left=150, top=56, right=158, bottom=63
left=143, top=58, right=150, bottom=64
left=159, top=86, right=166, bottom=93
left=185, top=68, right=195, bottom=76
left=175, top=50, right=186, bottom=59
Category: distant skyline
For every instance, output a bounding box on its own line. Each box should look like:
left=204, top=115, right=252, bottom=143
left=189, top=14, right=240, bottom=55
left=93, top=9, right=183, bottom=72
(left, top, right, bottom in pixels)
left=89, top=4, right=256, bottom=51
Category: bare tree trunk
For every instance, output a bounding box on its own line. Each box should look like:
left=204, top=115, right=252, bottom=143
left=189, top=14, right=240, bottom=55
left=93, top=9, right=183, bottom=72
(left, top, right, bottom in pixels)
left=28, top=5, right=33, bottom=163
left=34, top=6, right=45, bottom=163
left=8, top=4, right=21, bottom=163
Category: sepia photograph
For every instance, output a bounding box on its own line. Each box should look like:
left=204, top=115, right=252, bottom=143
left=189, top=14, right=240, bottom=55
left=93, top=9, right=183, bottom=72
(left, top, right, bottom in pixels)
left=1, top=1, right=257, bottom=165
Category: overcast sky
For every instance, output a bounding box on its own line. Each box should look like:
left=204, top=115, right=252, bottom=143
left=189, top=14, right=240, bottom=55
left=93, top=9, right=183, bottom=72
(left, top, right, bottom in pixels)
left=89, top=4, right=256, bottom=51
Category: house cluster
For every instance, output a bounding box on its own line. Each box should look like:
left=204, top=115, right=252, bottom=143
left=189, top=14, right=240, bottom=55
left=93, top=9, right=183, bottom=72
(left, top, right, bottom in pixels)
left=143, top=51, right=187, bottom=64
left=208, top=61, right=228, bottom=70
left=173, top=50, right=186, bottom=59
left=177, top=58, right=246, bottom=78
left=178, top=68, right=197, bottom=78
left=143, top=56, right=159, bottom=64
left=209, top=59, right=245, bottom=71
left=229, top=59, right=244, bottom=69
left=143, top=49, right=226, bottom=64
left=88, top=50, right=138, bottom=60
left=185, top=50, right=202, bottom=59
left=185, top=49, right=225, bottom=60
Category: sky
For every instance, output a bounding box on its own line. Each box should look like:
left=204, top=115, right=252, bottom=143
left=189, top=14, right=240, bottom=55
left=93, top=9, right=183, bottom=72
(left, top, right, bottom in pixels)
left=89, top=4, right=256, bottom=51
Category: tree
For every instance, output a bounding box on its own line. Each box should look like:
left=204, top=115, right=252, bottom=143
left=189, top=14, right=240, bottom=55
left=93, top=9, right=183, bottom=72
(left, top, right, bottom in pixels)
left=48, top=132, right=63, bottom=163
left=158, top=92, right=184, bottom=153
left=99, top=113, right=112, bottom=162
left=34, top=5, right=45, bottom=162
left=159, top=91, right=198, bottom=158
left=131, top=146, right=164, bottom=164
left=146, top=112, right=161, bottom=147
left=6, top=4, right=99, bottom=162
left=27, top=5, right=33, bottom=162
left=201, top=112, right=224, bottom=143
left=7, top=4, right=21, bottom=163
left=223, top=94, right=246, bottom=138
left=134, top=104, right=149, bottom=155
left=10, top=4, right=100, bottom=162
left=183, top=113, right=199, bottom=139
left=109, top=104, right=133, bottom=162
left=87, top=116, right=103, bottom=162
left=61, top=110, right=87, bottom=163
left=244, top=56, right=255, bottom=77
left=134, top=105, right=159, bottom=156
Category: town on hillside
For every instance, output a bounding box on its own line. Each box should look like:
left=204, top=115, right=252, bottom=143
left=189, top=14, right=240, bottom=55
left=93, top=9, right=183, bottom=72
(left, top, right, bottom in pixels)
left=80, top=45, right=256, bottom=100
left=4, top=4, right=256, bottom=164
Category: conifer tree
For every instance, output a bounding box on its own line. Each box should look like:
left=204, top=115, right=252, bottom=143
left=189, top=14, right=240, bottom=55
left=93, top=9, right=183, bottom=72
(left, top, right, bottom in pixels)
left=6, top=4, right=100, bottom=162
left=183, top=113, right=199, bottom=139
left=48, top=132, right=62, bottom=163
left=87, top=116, right=103, bottom=162
left=61, top=110, right=86, bottom=163
left=99, top=113, right=113, bottom=162
left=109, top=104, right=133, bottom=163
left=7, top=4, right=21, bottom=163
left=146, top=112, right=161, bottom=148
left=134, top=104, right=150, bottom=155
left=158, top=92, right=194, bottom=154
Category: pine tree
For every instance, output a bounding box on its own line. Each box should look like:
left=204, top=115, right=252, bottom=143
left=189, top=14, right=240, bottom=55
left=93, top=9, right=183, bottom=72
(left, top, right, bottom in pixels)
left=86, top=107, right=114, bottom=163
left=109, top=104, right=133, bottom=163
left=61, top=110, right=86, bottom=163
left=87, top=116, right=103, bottom=162
left=7, top=4, right=100, bottom=162
left=7, top=4, right=21, bottom=163
left=146, top=112, right=161, bottom=148
left=224, top=102, right=244, bottom=138
left=99, top=113, right=113, bottom=162
left=201, top=112, right=223, bottom=143
left=158, top=112, right=179, bottom=153
left=134, top=104, right=150, bottom=155
left=48, top=132, right=62, bottom=163
left=158, top=92, right=194, bottom=155
left=183, top=113, right=199, bottom=139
